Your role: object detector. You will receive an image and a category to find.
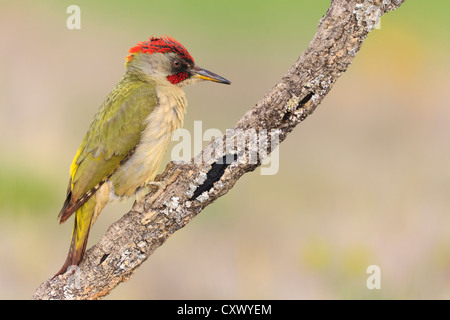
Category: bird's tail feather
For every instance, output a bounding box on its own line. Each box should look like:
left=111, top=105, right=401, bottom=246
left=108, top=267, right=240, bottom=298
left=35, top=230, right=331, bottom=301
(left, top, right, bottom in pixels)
left=55, top=198, right=95, bottom=276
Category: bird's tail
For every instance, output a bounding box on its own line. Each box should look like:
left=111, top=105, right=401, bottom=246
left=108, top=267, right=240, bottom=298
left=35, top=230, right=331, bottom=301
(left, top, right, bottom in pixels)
left=55, top=198, right=96, bottom=276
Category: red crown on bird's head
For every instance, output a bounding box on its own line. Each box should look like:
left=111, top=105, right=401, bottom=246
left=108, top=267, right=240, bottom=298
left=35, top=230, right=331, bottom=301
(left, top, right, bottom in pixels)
left=126, top=36, right=194, bottom=64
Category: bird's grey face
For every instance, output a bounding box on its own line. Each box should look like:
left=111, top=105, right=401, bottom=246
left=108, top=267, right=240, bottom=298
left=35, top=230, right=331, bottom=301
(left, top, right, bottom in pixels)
left=129, top=51, right=230, bottom=86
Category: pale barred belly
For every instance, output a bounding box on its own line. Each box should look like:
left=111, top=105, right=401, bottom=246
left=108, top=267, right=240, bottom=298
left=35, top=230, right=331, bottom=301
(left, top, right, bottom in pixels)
left=103, top=85, right=186, bottom=199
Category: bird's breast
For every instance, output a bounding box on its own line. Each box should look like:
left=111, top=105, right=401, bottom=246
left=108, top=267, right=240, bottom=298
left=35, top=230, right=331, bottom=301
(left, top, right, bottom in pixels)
left=109, top=84, right=187, bottom=197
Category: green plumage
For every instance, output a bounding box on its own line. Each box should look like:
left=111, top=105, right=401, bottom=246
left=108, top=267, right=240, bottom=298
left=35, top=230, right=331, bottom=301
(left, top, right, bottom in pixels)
left=56, top=73, right=159, bottom=275
left=71, top=74, right=157, bottom=202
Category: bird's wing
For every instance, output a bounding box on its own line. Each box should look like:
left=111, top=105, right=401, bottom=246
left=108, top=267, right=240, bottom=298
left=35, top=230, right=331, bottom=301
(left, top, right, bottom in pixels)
left=58, top=78, right=158, bottom=223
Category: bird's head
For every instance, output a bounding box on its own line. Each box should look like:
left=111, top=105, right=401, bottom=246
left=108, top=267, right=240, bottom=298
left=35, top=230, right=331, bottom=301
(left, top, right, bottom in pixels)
left=125, top=36, right=230, bottom=86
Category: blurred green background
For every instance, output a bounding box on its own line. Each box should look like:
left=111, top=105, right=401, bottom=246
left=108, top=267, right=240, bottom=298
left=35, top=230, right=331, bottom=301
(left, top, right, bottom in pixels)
left=1, top=0, right=449, bottom=299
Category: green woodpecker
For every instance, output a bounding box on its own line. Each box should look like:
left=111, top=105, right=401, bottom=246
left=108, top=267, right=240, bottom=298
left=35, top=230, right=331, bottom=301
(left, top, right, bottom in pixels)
left=56, top=36, right=230, bottom=276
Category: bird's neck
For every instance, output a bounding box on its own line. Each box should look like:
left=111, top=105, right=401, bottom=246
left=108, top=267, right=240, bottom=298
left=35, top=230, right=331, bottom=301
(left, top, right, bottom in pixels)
left=123, top=62, right=188, bottom=124
left=123, top=67, right=160, bottom=86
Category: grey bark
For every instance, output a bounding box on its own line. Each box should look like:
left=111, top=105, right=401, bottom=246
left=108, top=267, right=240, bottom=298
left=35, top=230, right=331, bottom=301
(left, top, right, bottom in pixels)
left=33, top=0, right=407, bottom=299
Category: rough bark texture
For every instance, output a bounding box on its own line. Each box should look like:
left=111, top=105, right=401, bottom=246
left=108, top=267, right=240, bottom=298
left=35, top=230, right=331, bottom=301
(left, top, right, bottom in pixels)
left=34, top=0, right=407, bottom=300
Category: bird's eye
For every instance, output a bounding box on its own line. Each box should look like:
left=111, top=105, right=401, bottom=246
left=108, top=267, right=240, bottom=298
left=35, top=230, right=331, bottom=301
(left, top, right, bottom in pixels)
left=173, top=60, right=181, bottom=68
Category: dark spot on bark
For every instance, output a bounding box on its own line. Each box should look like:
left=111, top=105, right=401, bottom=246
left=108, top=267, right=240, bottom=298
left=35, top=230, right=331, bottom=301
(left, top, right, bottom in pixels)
left=282, top=92, right=314, bottom=122
left=99, top=253, right=109, bottom=264
left=190, top=154, right=238, bottom=200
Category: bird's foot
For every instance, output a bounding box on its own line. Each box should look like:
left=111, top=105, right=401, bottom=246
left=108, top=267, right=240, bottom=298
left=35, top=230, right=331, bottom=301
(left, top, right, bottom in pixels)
left=139, top=169, right=182, bottom=224
left=133, top=181, right=164, bottom=212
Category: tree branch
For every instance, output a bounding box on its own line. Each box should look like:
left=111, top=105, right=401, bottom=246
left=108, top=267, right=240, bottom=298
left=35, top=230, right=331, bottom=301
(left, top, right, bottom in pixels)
left=33, top=0, right=407, bottom=299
